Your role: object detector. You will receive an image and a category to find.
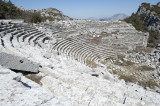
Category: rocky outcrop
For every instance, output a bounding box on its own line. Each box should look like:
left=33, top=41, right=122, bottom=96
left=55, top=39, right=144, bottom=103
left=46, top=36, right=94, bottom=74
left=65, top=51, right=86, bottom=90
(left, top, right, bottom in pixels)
left=0, top=52, right=39, bottom=73
left=28, top=8, right=71, bottom=21
left=41, top=8, right=71, bottom=21
left=137, top=3, right=160, bottom=34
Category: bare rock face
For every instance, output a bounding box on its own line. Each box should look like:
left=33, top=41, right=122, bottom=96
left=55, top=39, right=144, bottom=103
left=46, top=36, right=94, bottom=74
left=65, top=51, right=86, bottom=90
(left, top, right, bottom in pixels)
left=137, top=3, right=160, bottom=34
left=0, top=52, right=39, bottom=73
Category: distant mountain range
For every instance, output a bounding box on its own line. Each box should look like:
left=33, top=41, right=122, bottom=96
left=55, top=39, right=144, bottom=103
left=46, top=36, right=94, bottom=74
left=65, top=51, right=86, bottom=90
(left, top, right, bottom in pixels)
left=100, top=14, right=128, bottom=21
left=87, top=13, right=128, bottom=21
left=87, top=17, right=99, bottom=21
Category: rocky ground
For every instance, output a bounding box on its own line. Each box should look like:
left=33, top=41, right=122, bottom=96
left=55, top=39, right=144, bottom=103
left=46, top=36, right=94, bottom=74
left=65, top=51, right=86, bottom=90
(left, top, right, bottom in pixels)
left=0, top=19, right=160, bottom=105
left=0, top=66, right=81, bottom=106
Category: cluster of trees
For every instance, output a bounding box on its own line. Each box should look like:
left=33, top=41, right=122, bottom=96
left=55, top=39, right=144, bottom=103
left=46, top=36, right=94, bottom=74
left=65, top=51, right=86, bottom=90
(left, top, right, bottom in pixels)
left=124, top=3, right=160, bottom=47
left=0, top=0, right=44, bottom=23
left=0, top=0, right=22, bottom=19
left=124, top=13, right=148, bottom=32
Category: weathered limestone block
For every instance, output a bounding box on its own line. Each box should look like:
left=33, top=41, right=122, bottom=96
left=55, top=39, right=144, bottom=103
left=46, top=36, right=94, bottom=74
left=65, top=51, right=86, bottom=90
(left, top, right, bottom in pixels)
left=0, top=52, right=39, bottom=73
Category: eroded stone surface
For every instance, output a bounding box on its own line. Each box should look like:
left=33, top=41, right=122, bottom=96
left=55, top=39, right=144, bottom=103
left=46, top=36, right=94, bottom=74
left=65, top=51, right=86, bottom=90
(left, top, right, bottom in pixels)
left=0, top=20, right=160, bottom=106
left=0, top=66, right=81, bottom=106
left=0, top=52, right=39, bottom=73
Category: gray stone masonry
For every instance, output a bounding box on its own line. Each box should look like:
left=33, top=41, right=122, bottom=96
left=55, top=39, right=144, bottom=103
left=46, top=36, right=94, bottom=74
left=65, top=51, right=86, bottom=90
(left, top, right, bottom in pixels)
left=0, top=52, right=39, bottom=73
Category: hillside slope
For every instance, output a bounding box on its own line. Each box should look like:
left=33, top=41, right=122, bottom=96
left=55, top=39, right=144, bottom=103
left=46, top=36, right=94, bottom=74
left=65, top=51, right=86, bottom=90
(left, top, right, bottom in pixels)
left=27, top=8, right=71, bottom=21
left=0, top=0, right=71, bottom=23
left=124, top=2, right=160, bottom=47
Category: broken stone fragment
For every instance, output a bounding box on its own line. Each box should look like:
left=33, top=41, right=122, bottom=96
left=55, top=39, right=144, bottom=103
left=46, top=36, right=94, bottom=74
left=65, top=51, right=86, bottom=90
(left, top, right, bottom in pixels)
left=13, top=75, right=21, bottom=82
left=44, top=53, right=52, bottom=59
left=0, top=52, right=39, bottom=73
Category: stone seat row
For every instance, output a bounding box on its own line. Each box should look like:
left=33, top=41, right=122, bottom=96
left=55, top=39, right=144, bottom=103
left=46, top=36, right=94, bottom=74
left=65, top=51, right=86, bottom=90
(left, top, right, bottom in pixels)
left=0, top=23, right=50, bottom=51
left=53, top=37, right=116, bottom=65
left=72, top=36, right=115, bottom=52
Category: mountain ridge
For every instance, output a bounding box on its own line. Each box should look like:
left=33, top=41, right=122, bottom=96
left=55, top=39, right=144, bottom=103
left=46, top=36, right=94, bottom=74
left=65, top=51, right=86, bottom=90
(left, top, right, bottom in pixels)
left=0, top=0, right=71, bottom=23
left=87, top=13, right=128, bottom=21
left=100, top=13, right=128, bottom=21
left=27, top=8, right=71, bottom=21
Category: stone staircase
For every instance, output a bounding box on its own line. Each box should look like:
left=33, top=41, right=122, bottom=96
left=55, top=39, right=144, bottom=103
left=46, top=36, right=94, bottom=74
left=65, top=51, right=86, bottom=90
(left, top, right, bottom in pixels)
left=0, top=21, right=50, bottom=56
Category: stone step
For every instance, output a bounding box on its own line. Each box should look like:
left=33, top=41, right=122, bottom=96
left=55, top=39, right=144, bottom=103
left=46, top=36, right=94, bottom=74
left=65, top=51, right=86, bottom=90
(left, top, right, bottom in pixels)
left=70, top=37, right=115, bottom=53
left=30, top=34, right=45, bottom=46
left=2, top=34, right=13, bottom=48
left=28, top=32, right=42, bottom=43
left=37, top=37, right=47, bottom=48
left=24, top=32, right=42, bottom=45
left=55, top=39, right=115, bottom=56
left=54, top=39, right=116, bottom=63
left=0, top=37, right=5, bottom=47
left=40, top=67, right=116, bottom=105
left=55, top=41, right=98, bottom=63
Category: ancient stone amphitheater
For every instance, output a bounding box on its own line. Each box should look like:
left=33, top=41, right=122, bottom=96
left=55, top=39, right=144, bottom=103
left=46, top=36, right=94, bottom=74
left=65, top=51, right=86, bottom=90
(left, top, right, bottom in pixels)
left=0, top=19, right=160, bottom=106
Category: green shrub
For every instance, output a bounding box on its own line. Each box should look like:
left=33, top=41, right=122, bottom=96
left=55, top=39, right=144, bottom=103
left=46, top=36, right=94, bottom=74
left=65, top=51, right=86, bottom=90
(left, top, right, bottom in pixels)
left=124, top=5, right=159, bottom=47
left=141, top=3, right=151, bottom=10
left=0, top=0, right=44, bottom=23
left=0, top=0, right=22, bottom=19
left=31, top=13, right=43, bottom=23
left=47, top=17, right=55, bottom=21
left=151, top=5, right=160, bottom=18
left=33, top=41, right=38, bottom=45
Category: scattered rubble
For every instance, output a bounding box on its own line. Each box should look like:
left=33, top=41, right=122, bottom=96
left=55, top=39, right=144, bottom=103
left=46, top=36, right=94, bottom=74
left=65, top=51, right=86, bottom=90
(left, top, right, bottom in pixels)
left=0, top=19, right=160, bottom=105
left=0, top=66, right=80, bottom=106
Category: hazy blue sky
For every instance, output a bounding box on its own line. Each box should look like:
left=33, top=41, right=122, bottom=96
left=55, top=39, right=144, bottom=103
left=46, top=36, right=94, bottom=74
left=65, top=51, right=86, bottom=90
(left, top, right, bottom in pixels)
left=11, top=0, right=159, bottom=19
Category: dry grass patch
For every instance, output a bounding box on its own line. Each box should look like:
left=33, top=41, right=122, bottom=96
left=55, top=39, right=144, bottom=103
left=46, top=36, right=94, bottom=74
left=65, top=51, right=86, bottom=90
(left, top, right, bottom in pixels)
left=108, top=65, right=159, bottom=89
left=117, top=54, right=125, bottom=60
left=121, top=61, right=135, bottom=66
left=119, top=74, right=138, bottom=83
left=25, top=74, right=43, bottom=85
left=138, top=80, right=159, bottom=89
left=90, top=37, right=102, bottom=45
left=137, top=65, right=154, bottom=71
left=100, top=60, right=107, bottom=65
left=127, top=48, right=141, bottom=53
left=145, top=47, right=153, bottom=53
left=112, top=69, right=118, bottom=74
left=86, top=59, right=98, bottom=68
